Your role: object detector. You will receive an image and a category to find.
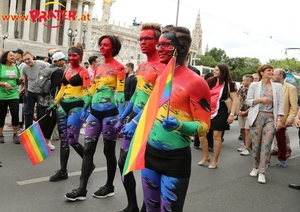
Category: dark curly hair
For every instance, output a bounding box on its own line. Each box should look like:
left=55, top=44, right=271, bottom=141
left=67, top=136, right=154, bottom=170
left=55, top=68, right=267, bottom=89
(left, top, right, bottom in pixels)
left=0, top=51, right=13, bottom=64
left=98, top=34, right=122, bottom=57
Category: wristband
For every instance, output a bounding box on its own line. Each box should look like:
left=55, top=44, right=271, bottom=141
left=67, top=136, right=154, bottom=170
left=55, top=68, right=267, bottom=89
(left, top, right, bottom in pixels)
left=132, top=119, right=138, bottom=125
left=4, top=82, right=7, bottom=86
left=175, top=121, right=182, bottom=131
left=230, top=113, right=234, bottom=117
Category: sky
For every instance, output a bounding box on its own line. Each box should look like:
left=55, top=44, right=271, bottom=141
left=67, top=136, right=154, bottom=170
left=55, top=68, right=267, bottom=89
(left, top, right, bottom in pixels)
left=93, top=0, right=300, bottom=64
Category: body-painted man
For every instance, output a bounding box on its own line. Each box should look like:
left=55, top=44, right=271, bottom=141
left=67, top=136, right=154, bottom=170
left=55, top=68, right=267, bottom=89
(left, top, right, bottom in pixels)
left=65, top=35, right=125, bottom=201
left=141, top=26, right=211, bottom=212
left=114, top=23, right=166, bottom=212
left=48, top=43, right=91, bottom=182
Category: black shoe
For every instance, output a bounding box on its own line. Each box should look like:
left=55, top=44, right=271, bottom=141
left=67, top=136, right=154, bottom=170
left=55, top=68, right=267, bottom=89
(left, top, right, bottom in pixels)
left=0, top=161, right=2, bottom=167
left=194, top=146, right=200, bottom=150
left=93, top=185, right=114, bottom=198
left=65, top=188, right=87, bottom=201
left=288, top=183, right=300, bottom=190
left=208, top=148, right=214, bottom=152
left=238, top=134, right=242, bottom=140
left=49, top=169, right=68, bottom=182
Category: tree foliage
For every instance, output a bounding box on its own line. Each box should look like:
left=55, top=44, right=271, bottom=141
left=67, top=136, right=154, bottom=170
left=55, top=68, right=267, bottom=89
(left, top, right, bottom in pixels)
left=191, top=47, right=300, bottom=81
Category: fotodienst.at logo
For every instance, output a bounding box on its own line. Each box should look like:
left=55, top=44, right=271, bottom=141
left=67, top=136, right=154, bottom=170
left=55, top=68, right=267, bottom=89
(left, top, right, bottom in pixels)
left=2, top=1, right=91, bottom=29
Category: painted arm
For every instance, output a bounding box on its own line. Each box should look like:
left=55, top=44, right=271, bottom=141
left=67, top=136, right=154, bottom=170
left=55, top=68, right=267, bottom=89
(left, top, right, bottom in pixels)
left=80, top=69, right=92, bottom=108
left=116, top=66, right=126, bottom=114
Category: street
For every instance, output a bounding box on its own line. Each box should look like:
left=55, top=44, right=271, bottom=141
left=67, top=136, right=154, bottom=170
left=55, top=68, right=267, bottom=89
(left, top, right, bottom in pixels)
left=0, top=120, right=300, bottom=212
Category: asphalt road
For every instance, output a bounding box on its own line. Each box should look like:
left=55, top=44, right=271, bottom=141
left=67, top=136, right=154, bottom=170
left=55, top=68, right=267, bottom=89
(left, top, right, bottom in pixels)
left=1, top=120, right=300, bottom=212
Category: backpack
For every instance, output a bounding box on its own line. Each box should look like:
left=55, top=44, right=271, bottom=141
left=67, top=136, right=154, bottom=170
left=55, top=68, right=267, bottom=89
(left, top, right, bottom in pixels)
left=34, top=66, right=58, bottom=95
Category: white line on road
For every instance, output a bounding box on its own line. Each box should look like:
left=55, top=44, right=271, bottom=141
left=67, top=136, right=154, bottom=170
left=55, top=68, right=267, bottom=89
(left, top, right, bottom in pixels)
left=16, top=167, right=108, bottom=186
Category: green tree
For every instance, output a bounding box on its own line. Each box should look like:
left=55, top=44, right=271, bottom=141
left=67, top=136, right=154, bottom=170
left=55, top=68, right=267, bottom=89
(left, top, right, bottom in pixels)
left=206, top=47, right=227, bottom=62
left=195, top=55, right=217, bottom=67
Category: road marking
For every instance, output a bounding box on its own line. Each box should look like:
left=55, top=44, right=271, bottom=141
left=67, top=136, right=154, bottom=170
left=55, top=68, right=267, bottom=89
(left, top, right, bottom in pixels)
left=16, top=167, right=107, bottom=186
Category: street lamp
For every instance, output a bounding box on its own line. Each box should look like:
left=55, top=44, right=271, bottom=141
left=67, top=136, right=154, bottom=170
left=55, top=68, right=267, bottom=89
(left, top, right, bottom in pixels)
left=82, top=28, right=87, bottom=49
left=67, top=28, right=78, bottom=46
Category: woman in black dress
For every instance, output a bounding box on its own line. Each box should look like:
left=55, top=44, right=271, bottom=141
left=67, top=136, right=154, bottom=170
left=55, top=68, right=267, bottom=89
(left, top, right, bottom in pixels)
left=198, top=63, right=238, bottom=168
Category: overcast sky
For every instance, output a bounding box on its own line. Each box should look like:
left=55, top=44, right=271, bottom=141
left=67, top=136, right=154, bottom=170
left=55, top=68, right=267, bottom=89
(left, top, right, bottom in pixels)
left=93, top=0, right=300, bottom=64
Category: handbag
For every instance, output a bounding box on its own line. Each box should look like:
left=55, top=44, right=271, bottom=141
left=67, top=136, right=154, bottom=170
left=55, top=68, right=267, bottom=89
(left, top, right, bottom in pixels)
left=224, top=83, right=240, bottom=115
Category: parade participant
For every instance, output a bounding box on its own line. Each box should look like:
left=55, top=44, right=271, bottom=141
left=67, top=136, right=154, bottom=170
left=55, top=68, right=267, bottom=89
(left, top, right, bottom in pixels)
left=140, top=25, right=211, bottom=212
left=38, top=51, right=66, bottom=150
left=65, top=35, right=125, bottom=201
left=113, top=23, right=165, bottom=212
left=0, top=51, right=21, bottom=144
left=48, top=43, right=91, bottom=182
left=246, top=64, right=284, bottom=184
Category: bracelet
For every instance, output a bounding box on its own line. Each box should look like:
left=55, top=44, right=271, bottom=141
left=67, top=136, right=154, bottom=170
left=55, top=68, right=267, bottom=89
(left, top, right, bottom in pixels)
left=132, top=119, right=138, bottom=125
left=175, top=121, right=182, bottom=131
left=4, top=82, right=7, bottom=86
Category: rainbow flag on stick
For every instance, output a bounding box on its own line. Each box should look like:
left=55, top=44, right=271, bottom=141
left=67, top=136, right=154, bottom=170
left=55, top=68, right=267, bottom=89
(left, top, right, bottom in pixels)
left=122, top=56, right=176, bottom=177
left=19, top=122, right=52, bottom=166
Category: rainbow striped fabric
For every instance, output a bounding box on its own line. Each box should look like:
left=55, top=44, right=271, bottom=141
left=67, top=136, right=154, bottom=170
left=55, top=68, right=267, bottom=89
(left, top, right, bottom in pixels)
left=19, top=122, right=52, bottom=166
left=122, top=56, right=176, bottom=177
left=160, top=63, right=174, bottom=106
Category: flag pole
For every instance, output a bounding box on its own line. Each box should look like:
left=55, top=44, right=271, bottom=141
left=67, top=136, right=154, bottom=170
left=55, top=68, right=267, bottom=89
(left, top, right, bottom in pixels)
left=166, top=49, right=177, bottom=118
left=18, top=114, right=48, bottom=136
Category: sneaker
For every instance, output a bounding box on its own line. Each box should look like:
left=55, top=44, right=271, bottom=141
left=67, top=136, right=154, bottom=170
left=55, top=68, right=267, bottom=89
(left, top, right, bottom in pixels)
left=48, top=141, right=55, bottom=151
left=258, top=173, right=266, bottom=184
left=49, top=169, right=68, bottom=182
left=279, top=161, right=287, bottom=168
left=13, top=134, right=20, bottom=144
left=0, top=134, right=4, bottom=143
left=249, top=168, right=259, bottom=177
left=93, top=185, right=114, bottom=198
left=237, top=146, right=245, bottom=152
left=65, top=188, right=87, bottom=201
left=240, top=149, right=251, bottom=156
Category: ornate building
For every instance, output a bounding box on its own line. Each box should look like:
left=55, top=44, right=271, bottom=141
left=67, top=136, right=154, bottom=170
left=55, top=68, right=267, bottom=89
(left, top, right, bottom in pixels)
left=0, top=0, right=202, bottom=66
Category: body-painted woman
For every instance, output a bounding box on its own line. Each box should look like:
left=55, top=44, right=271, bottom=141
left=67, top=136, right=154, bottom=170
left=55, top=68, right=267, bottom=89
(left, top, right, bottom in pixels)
left=114, top=23, right=165, bottom=212
left=65, top=35, right=125, bottom=201
left=141, top=26, right=211, bottom=212
left=48, top=43, right=91, bottom=182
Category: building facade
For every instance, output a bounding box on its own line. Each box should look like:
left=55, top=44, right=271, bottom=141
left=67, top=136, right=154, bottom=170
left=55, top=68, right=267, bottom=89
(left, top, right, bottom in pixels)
left=0, top=0, right=202, bottom=66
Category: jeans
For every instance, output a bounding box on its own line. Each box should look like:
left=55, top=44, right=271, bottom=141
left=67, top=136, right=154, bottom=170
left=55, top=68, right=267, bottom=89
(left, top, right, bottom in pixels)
left=25, top=91, right=42, bottom=129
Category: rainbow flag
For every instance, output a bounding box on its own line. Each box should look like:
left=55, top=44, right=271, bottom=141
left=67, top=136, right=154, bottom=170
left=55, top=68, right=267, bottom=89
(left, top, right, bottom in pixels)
left=122, top=56, right=176, bottom=177
left=160, top=62, right=174, bottom=106
left=19, top=122, right=52, bottom=166
left=48, top=48, right=57, bottom=56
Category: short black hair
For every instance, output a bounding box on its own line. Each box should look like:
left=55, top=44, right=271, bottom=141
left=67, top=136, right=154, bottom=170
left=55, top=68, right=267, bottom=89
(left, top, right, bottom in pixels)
left=0, top=51, right=12, bottom=64
left=84, top=61, right=89, bottom=65
left=88, top=56, right=98, bottom=64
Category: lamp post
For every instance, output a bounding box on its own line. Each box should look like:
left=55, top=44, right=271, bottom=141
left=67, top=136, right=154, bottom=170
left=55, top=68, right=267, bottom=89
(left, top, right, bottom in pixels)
left=82, top=28, right=87, bottom=49
left=67, top=28, right=78, bottom=46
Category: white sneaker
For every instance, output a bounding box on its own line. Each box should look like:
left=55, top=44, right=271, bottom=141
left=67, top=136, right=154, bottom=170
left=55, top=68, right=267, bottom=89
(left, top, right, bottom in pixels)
left=237, top=146, right=245, bottom=152
left=240, top=149, right=250, bottom=156
left=249, top=168, right=258, bottom=177
left=48, top=141, right=55, bottom=151
left=258, top=173, right=266, bottom=184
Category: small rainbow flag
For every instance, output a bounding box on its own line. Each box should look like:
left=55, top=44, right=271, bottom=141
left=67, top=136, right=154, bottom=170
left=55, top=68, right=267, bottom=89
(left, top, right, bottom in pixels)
left=19, top=122, right=52, bottom=166
left=48, top=48, right=57, bottom=56
left=122, top=56, right=176, bottom=177
left=160, top=62, right=174, bottom=106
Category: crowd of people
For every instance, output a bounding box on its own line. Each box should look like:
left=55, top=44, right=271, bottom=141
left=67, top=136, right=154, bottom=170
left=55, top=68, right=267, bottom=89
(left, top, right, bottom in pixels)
left=1, top=22, right=300, bottom=212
